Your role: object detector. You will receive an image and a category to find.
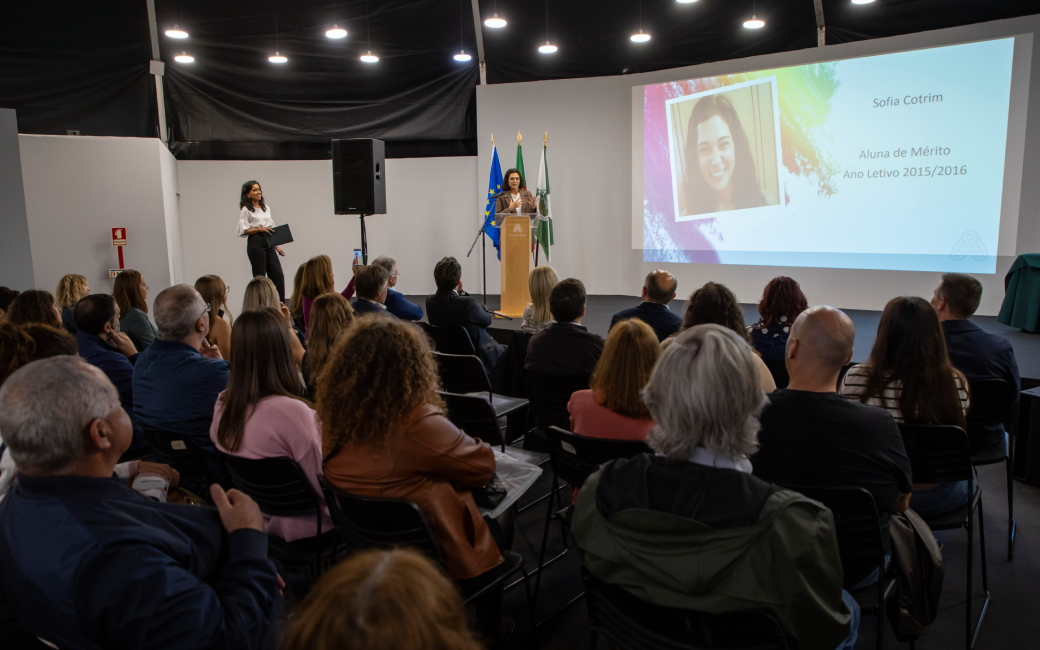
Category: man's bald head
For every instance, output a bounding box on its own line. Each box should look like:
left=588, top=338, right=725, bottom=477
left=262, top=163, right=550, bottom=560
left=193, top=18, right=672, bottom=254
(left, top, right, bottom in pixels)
left=644, top=270, right=678, bottom=304
left=789, top=306, right=856, bottom=372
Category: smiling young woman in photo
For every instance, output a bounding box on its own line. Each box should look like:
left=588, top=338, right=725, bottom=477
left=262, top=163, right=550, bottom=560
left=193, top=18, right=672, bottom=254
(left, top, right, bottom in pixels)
left=684, top=94, right=770, bottom=215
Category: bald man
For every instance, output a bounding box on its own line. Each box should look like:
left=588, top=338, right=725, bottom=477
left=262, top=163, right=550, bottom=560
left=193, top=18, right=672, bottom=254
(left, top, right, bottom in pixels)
left=609, top=269, right=682, bottom=342
left=751, top=306, right=912, bottom=588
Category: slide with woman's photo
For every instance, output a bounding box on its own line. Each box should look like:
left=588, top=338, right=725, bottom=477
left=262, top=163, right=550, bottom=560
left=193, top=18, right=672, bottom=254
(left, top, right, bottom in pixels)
left=638, top=37, right=1021, bottom=273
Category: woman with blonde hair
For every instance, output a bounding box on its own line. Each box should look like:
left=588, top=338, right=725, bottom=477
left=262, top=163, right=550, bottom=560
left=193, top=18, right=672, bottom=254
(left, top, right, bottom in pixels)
left=194, top=275, right=233, bottom=361
left=301, top=293, right=354, bottom=390
left=281, top=548, right=482, bottom=650
left=568, top=318, right=659, bottom=441
left=113, top=269, right=157, bottom=351
left=55, top=274, right=89, bottom=334
left=242, top=276, right=305, bottom=367
left=521, top=265, right=559, bottom=334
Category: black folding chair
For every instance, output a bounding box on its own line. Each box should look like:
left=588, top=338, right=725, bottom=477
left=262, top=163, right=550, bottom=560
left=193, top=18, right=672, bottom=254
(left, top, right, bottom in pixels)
left=780, top=485, right=893, bottom=650
left=317, top=475, right=534, bottom=622
left=535, top=427, right=652, bottom=612
left=763, top=358, right=790, bottom=390
left=433, top=351, right=529, bottom=420
left=900, top=424, right=989, bottom=650
left=141, top=426, right=212, bottom=490
left=421, top=322, right=478, bottom=355
left=965, top=378, right=1017, bottom=559
left=219, top=454, right=344, bottom=578
left=583, top=570, right=790, bottom=650
left=440, top=391, right=508, bottom=450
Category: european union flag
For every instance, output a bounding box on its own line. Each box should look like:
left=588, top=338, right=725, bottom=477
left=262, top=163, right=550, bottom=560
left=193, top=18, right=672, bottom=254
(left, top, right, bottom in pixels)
left=482, top=143, right=503, bottom=259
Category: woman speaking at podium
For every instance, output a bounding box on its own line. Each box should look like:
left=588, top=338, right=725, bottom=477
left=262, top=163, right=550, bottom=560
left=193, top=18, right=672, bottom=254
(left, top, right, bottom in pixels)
left=237, top=180, right=286, bottom=301
left=494, top=168, right=539, bottom=215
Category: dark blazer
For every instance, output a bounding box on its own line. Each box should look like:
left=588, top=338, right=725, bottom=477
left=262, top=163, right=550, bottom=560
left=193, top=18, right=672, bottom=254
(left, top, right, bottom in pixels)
left=77, top=331, right=148, bottom=456
left=494, top=189, right=538, bottom=215
left=61, top=306, right=77, bottom=335
left=0, top=474, right=280, bottom=650
left=426, top=291, right=505, bottom=370
left=609, top=302, right=682, bottom=342
left=384, top=288, right=423, bottom=320
left=526, top=322, right=605, bottom=375
left=351, top=298, right=397, bottom=318
left=942, top=319, right=1021, bottom=451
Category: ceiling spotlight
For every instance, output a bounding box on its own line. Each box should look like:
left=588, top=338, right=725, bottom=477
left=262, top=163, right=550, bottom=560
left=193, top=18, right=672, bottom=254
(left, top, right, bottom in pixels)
left=630, top=30, right=651, bottom=43
left=538, top=41, right=557, bottom=54
left=484, top=13, right=507, bottom=28
left=174, top=52, right=194, bottom=63
left=851, top=0, right=875, bottom=3
left=326, top=25, right=347, bottom=38
left=743, top=15, right=765, bottom=29
left=676, top=0, right=698, bottom=3
left=269, top=52, right=288, bottom=63
left=453, top=49, right=472, bottom=62
left=360, top=50, right=379, bottom=63
left=165, top=25, right=189, bottom=39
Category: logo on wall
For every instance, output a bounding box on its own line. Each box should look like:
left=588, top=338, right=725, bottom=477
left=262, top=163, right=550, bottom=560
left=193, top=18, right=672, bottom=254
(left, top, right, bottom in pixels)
left=951, top=231, right=988, bottom=261
left=512, top=223, right=523, bottom=234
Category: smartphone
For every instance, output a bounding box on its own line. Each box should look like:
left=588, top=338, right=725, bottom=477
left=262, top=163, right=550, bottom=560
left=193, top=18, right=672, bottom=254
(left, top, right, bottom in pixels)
left=353, top=249, right=363, bottom=265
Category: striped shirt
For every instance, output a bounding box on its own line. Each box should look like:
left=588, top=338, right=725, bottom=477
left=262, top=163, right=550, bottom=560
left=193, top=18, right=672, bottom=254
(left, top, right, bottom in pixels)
left=840, top=364, right=969, bottom=423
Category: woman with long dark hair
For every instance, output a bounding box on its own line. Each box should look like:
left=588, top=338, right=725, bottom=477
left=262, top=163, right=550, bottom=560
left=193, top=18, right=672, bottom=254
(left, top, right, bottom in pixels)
left=840, top=296, right=970, bottom=516
left=114, top=269, right=156, bottom=351
left=236, top=180, right=286, bottom=301
left=751, top=276, right=808, bottom=362
left=684, top=94, right=769, bottom=215
left=302, top=292, right=354, bottom=391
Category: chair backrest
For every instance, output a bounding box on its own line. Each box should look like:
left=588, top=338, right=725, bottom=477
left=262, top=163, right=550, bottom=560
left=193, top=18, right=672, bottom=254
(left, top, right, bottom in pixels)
left=318, top=475, right=443, bottom=561
left=898, top=423, right=974, bottom=483
left=440, top=391, right=504, bottom=448
left=423, top=323, right=477, bottom=356
left=763, top=359, right=790, bottom=390
left=837, top=362, right=855, bottom=390
left=141, top=426, right=211, bottom=486
left=219, top=453, right=322, bottom=518
left=547, top=426, right=651, bottom=488
left=433, top=351, right=492, bottom=395
left=526, top=370, right=591, bottom=430
left=965, top=378, right=1014, bottom=429
left=583, top=571, right=789, bottom=650
left=778, top=484, right=884, bottom=570
left=502, top=329, right=534, bottom=398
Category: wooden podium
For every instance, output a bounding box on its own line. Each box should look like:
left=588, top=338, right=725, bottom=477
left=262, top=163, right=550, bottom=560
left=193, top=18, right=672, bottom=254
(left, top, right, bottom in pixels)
left=500, top=214, right=532, bottom=318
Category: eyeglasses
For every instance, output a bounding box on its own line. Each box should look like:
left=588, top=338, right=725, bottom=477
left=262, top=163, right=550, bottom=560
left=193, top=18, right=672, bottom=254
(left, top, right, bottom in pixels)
left=196, top=303, right=212, bottom=321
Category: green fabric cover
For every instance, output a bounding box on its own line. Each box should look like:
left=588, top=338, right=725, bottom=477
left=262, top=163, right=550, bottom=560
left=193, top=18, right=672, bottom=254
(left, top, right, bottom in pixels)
left=997, top=254, right=1040, bottom=332
left=572, top=469, right=852, bottom=650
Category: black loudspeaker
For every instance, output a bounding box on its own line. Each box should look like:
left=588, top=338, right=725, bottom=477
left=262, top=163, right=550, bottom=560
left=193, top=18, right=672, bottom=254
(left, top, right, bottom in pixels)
left=332, top=139, right=386, bottom=214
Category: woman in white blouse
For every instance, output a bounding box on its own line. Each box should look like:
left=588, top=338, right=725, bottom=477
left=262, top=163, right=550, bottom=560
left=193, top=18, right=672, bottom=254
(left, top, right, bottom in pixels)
left=237, top=180, right=286, bottom=301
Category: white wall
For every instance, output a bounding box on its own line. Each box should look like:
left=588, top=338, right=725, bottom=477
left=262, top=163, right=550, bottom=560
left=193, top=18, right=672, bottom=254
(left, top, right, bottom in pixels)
left=175, top=157, right=479, bottom=310
left=18, top=135, right=177, bottom=303
left=477, top=14, right=1040, bottom=315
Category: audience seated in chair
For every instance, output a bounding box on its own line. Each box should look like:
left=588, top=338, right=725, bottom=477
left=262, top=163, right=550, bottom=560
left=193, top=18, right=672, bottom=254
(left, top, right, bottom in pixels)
left=749, top=276, right=807, bottom=363
left=752, top=306, right=912, bottom=588
left=0, top=357, right=280, bottom=650
left=195, top=275, right=234, bottom=362
left=210, top=308, right=332, bottom=542
left=301, top=292, right=354, bottom=391
left=370, top=255, right=423, bottom=320
left=609, top=269, right=682, bottom=342
left=931, top=273, right=1020, bottom=452
left=281, top=548, right=482, bottom=650
left=526, top=278, right=604, bottom=375
left=352, top=264, right=395, bottom=317
left=568, top=318, right=658, bottom=441
left=75, top=293, right=151, bottom=459
left=318, top=317, right=509, bottom=640
left=0, top=286, right=20, bottom=324
left=841, top=296, right=970, bottom=518
left=289, top=263, right=307, bottom=334
left=242, top=276, right=305, bottom=368
left=114, top=269, right=158, bottom=352
left=300, top=254, right=356, bottom=333
left=571, top=324, right=859, bottom=650
left=521, top=265, right=559, bottom=334
left=55, top=273, right=89, bottom=335
left=673, top=281, right=776, bottom=392
left=426, top=255, right=505, bottom=370
left=133, top=284, right=230, bottom=487
left=6, top=289, right=62, bottom=329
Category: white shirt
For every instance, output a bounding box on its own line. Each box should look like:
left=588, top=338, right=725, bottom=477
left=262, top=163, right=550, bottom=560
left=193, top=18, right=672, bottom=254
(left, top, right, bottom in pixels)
left=510, top=192, right=521, bottom=214
left=236, top=204, right=275, bottom=237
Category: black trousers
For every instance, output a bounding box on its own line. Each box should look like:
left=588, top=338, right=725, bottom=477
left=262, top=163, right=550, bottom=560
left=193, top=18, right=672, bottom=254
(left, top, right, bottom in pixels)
left=246, top=234, right=285, bottom=301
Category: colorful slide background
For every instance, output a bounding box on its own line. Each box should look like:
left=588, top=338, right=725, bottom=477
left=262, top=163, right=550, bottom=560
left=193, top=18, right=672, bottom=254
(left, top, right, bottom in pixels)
left=641, top=38, right=1015, bottom=273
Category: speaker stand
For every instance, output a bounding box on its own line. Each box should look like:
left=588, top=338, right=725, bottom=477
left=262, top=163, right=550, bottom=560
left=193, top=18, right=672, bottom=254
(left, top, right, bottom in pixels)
left=359, top=214, right=368, bottom=264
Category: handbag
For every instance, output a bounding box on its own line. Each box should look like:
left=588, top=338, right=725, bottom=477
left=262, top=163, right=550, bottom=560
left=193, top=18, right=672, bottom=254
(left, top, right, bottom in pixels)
left=472, top=473, right=507, bottom=509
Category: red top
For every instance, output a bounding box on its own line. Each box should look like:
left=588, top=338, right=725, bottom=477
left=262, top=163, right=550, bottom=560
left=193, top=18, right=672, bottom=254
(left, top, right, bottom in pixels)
left=567, top=389, right=656, bottom=441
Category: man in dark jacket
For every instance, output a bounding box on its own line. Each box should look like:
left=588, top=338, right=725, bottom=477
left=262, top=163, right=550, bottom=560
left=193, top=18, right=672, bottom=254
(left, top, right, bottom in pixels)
left=75, top=293, right=150, bottom=459
left=0, top=356, right=281, bottom=650
left=931, top=273, right=1021, bottom=452
left=609, top=269, right=682, bottom=341
left=352, top=265, right=397, bottom=318
left=371, top=255, right=423, bottom=320
left=526, top=278, right=604, bottom=375
left=426, top=256, right=505, bottom=370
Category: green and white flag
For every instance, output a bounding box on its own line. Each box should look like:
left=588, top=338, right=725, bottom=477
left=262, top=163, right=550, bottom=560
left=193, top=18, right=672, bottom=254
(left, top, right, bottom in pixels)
left=515, top=131, right=527, bottom=188
left=534, top=133, right=555, bottom=261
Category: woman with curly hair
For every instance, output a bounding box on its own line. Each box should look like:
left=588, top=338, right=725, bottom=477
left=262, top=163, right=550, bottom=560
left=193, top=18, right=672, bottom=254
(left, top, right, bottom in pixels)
left=55, top=274, right=89, bottom=334
left=751, top=276, right=808, bottom=363
left=281, top=548, right=482, bottom=650
left=319, top=317, right=508, bottom=641
left=113, top=269, right=157, bottom=351
left=676, top=282, right=775, bottom=392
left=6, top=290, right=61, bottom=329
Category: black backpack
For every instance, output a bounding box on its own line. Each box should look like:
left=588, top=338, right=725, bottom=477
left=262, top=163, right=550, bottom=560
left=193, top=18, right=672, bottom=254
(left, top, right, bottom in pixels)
left=886, top=509, right=945, bottom=640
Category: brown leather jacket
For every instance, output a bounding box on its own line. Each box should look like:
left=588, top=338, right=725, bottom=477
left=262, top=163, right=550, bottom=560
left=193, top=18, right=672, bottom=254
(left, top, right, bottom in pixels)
left=323, top=404, right=502, bottom=579
left=495, top=189, right=538, bottom=215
